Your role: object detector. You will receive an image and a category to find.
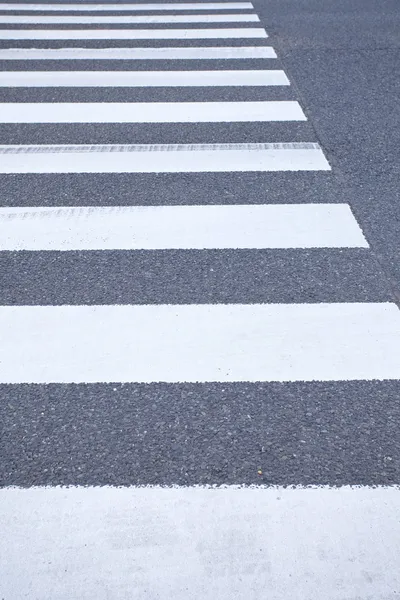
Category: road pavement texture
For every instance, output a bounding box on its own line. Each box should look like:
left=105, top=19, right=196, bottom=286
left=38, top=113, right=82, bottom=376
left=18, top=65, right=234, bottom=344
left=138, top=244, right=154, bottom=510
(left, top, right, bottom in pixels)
left=0, top=1, right=399, bottom=598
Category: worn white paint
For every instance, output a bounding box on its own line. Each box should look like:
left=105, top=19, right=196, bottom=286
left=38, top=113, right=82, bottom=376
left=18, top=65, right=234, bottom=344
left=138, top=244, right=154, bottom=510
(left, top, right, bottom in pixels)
left=0, top=27, right=268, bottom=39
left=0, top=13, right=259, bottom=23
left=0, top=2, right=254, bottom=11
left=0, top=142, right=331, bottom=173
left=0, top=303, right=399, bottom=383
left=1, top=485, right=400, bottom=600
left=0, top=101, right=303, bottom=123
left=0, top=46, right=277, bottom=60
left=0, top=70, right=289, bottom=87
left=0, top=204, right=367, bottom=251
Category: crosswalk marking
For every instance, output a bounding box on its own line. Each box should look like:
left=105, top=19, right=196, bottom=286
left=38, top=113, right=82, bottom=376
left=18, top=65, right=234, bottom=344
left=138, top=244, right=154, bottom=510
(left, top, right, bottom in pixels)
left=0, top=2, right=255, bottom=11
left=0, top=101, right=304, bottom=123
left=0, top=205, right=368, bottom=251
left=0, top=27, right=268, bottom=39
left=0, top=13, right=260, bottom=24
left=0, top=70, right=289, bottom=87
left=1, top=303, right=399, bottom=384
left=0, top=142, right=330, bottom=173
left=1, top=2, right=400, bottom=596
left=1, top=5, right=399, bottom=596
left=0, top=46, right=278, bottom=60
left=1, top=486, right=399, bottom=600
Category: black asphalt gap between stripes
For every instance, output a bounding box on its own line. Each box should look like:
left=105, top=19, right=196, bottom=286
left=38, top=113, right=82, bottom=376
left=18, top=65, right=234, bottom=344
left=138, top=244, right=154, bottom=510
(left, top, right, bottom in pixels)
left=0, top=248, right=393, bottom=305
left=2, top=381, right=400, bottom=488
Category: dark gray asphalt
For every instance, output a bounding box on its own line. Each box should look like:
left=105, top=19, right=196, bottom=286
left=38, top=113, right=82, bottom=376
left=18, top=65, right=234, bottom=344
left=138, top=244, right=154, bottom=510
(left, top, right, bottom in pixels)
left=0, top=121, right=316, bottom=145
left=256, top=0, right=400, bottom=288
left=0, top=171, right=340, bottom=206
left=0, top=249, right=394, bottom=305
left=1, top=0, right=399, bottom=488
left=2, top=381, right=400, bottom=487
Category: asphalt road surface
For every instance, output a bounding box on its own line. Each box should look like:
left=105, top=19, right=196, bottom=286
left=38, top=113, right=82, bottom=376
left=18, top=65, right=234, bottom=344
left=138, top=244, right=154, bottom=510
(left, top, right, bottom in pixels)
left=0, top=1, right=399, bottom=598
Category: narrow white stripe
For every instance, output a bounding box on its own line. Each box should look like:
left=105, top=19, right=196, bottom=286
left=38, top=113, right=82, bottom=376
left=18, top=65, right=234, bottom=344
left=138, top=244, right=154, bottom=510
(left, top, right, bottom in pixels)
left=0, top=303, right=399, bottom=383
left=0, top=205, right=368, bottom=251
left=2, top=487, right=400, bottom=600
left=0, top=2, right=254, bottom=11
left=0, top=46, right=277, bottom=60
left=0, top=13, right=260, bottom=23
left=0, top=70, right=289, bottom=87
left=0, top=142, right=331, bottom=173
left=0, top=101, right=305, bottom=123
left=0, top=28, right=267, bottom=40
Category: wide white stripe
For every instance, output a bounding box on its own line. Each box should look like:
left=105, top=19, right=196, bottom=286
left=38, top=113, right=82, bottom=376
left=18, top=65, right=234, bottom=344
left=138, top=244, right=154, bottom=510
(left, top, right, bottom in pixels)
left=0, top=101, right=305, bottom=123
left=0, top=303, right=399, bottom=383
left=0, top=2, right=254, bottom=11
left=0, top=27, right=267, bottom=39
left=0, top=205, right=368, bottom=251
left=2, top=486, right=400, bottom=600
left=0, top=46, right=277, bottom=60
left=0, top=142, right=331, bottom=173
left=0, top=70, right=289, bottom=87
left=0, top=13, right=259, bottom=23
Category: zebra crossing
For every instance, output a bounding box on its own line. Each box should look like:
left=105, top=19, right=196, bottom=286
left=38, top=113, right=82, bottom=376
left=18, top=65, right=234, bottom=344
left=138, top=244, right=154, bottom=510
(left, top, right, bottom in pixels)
left=0, top=68, right=290, bottom=84
left=0, top=45, right=278, bottom=57
left=0, top=25, right=267, bottom=37
left=0, top=1, right=400, bottom=598
left=0, top=101, right=306, bottom=121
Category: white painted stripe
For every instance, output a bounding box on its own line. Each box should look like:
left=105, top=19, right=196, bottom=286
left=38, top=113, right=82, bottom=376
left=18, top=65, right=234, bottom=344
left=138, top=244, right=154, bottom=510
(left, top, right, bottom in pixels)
left=0, top=101, right=305, bottom=123
left=2, top=486, right=400, bottom=600
left=0, top=2, right=254, bottom=11
left=0, top=46, right=277, bottom=60
left=0, top=70, right=289, bottom=87
left=0, top=13, right=260, bottom=23
left=0, top=142, right=331, bottom=173
left=0, top=303, right=399, bottom=383
left=0, top=27, right=267, bottom=39
left=0, top=205, right=368, bottom=251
